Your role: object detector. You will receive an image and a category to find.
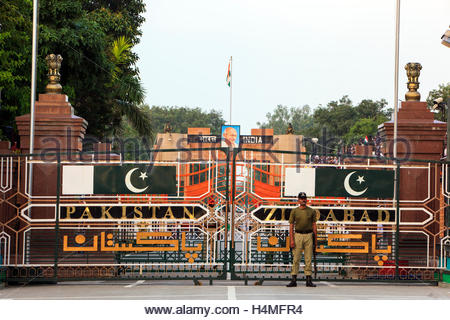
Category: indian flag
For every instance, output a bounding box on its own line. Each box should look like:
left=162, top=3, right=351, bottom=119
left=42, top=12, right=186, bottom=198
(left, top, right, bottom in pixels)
left=226, top=59, right=231, bottom=87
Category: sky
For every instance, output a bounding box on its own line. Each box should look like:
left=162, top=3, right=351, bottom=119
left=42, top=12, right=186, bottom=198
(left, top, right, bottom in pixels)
left=134, top=0, right=450, bottom=134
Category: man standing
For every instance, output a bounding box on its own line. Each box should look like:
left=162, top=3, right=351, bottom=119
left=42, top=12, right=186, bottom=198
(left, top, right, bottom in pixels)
left=287, top=192, right=317, bottom=287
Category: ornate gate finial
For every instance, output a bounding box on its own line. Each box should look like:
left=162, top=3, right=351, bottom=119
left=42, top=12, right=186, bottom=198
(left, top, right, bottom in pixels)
left=45, top=54, right=63, bottom=94
left=405, top=62, right=422, bottom=101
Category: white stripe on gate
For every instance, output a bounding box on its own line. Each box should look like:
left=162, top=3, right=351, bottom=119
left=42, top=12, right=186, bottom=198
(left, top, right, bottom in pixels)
left=62, top=165, right=94, bottom=195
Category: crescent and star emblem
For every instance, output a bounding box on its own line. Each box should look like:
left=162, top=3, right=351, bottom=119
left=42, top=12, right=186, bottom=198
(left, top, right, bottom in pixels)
left=344, top=171, right=367, bottom=196
left=125, top=168, right=149, bottom=193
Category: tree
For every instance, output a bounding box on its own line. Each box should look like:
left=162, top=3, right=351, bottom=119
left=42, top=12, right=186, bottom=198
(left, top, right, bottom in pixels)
left=115, top=105, right=226, bottom=159
left=427, top=83, right=450, bottom=122
left=258, top=96, right=391, bottom=152
left=39, top=0, right=148, bottom=140
left=312, top=96, right=357, bottom=139
left=355, top=98, right=391, bottom=120
left=0, top=0, right=148, bottom=142
left=143, top=106, right=226, bottom=137
left=0, top=0, right=32, bottom=140
left=257, top=105, right=314, bottom=135
left=344, top=116, right=387, bottom=143
left=106, top=36, right=151, bottom=138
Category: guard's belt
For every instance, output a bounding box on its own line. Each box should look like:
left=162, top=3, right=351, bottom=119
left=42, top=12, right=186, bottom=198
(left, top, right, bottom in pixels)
left=295, top=230, right=313, bottom=234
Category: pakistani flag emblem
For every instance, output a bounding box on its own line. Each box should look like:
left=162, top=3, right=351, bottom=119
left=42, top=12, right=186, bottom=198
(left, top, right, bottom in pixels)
left=316, top=168, right=394, bottom=198
left=93, top=165, right=176, bottom=195
left=344, top=171, right=368, bottom=196
left=125, top=168, right=149, bottom=193
left=61, top=164, right=177, bottom=195
left=284, top=167, right=394, bottom=198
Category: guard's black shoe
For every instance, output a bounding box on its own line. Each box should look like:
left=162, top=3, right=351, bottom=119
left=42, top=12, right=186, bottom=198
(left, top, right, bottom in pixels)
left=286, top=280, right=297, bottom=287
left=306, top=276, right=316, bottom=287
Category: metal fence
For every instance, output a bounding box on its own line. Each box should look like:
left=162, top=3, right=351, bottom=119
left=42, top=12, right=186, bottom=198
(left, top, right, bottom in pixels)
left=0, top=148, right=448, bottom=284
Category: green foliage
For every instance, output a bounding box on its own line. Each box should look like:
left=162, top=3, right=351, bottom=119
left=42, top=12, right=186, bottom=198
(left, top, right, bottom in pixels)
left=344, top=116, right=387, bottom=143
left=0, top=0, right=32, bottom=134
left=0, top=0, right=147, bottom=141
left=355, top=98, right=391, bottom=120
left=114, top=105, right=225, bottom=159
left=145, top=106, right=226, bottom=136
left=106, top=35, right=151, bottom=138
left=119, top=105, right=226, bottom=141
left=312, top=96, right=357, bottom=138
left=258, top=96, right=391, bottom=145
left=110, top=36, right=133, bottom=81
left=427, top=83, right=450, bottom=122
left=257, top=105, right=313, bottom=135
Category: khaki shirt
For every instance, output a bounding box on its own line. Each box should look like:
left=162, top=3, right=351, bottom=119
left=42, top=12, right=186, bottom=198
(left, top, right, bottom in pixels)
left=289, top=206, right=317, bottom=233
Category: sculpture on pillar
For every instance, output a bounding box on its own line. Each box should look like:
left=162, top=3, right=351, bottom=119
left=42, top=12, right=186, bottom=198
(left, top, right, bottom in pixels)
left=405, top=62, right=422, bottom=101
left=45, top=54, right=63, bottom=94
left=286, top=123, right=294, bottom=134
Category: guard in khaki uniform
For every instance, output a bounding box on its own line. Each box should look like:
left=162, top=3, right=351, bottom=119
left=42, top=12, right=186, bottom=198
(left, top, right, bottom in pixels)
left=286, top=192, right=317, bottom=287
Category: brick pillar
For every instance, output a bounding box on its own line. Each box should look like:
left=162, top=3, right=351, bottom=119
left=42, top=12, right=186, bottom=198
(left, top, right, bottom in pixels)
left=15, top=93, right=88, bottom=158
left=15, top=94, right=88, bottom=198
left=378, top=101, right=446, bottom=161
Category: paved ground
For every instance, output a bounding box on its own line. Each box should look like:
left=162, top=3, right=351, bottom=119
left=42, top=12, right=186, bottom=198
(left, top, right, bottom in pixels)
left=1, top=280, right=450, bottom=300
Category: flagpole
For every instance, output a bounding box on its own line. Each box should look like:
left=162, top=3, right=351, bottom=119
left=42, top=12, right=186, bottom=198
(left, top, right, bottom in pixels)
left=393, top=0, right=400, bottom=204
left=393, top=0, right=400, bottom=164
left=229, top=56, right=232, bottom=124
left=393, top=0, right=401, bottom=280
left=29, top=0, right=39, bottom=196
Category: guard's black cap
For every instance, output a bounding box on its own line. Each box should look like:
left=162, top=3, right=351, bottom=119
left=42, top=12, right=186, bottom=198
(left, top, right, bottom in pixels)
left=298, top=192, right=307, bottom=199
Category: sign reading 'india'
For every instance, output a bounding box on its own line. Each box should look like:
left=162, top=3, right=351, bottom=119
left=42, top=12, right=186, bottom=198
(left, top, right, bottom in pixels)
left=253, top=207, right=395, bottom=223
left=187, top=135, right=273, bottom=144
left=239, top=135, right=273, bottom=144
left=61, top=205, right=208, bottom=220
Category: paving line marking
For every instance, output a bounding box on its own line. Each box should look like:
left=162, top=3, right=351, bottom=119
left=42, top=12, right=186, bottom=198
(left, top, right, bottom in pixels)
left=227, top=286, right=236, bottom=300
left=8, top=294, right=226, bottom=300
left=125, top=280, right=145, bottom=288
left=7, top=292, right=432, bottom=300
left=321, top=281, right=337, bottom=288
left=237, top=292, right=431, bottom=299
